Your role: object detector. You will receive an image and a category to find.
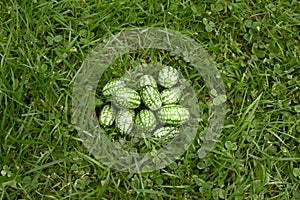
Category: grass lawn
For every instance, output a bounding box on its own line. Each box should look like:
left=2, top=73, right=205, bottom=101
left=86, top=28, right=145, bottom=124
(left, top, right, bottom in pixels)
left=0, top=0, right=299, bottom=199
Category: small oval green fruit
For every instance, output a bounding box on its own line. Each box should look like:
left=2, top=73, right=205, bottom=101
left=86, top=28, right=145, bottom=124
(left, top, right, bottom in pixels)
left=102, top=79, right=126, bottom=96
left=99, top=105, right=115, bottom=127
left=140, top=86, right=162, bottom=110
left=115, top=109, right=135, bottom=134
left=135, top=109, right=157, bottom=132
left=158, top=66, right=179, bottom=88
left=157, top=105, right=190, bottom=125
left=113, top=88, right=141, bottom=109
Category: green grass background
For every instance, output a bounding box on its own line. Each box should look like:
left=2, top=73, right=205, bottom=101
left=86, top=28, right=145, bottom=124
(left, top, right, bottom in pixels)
left=0, top=0, right=299, bottom=199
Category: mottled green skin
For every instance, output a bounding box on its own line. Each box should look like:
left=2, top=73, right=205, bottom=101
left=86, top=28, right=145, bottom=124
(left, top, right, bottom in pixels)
left=140, top=86, right=162, bottom=110
left=138, top=74, right=157, bottom=89
left=158, top=66, right=179, bottom=88
left=113, top=87, right=141, bottom=109
left=153, top=126, right=180, bottom=138
left=102, top=79, right=126, bottom=96
left=160, top=85, right=185, bottom=105
left=99, top=105, right=115, bottom=127
left=115, top=109, right=135, bottom=134
left=157, top=105, right=190, bottom=125
left=135, top=109, right=157, bottom=132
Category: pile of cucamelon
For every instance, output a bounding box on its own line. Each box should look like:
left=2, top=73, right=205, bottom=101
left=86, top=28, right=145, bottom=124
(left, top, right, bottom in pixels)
left=98, top=65, right=191, bottom=140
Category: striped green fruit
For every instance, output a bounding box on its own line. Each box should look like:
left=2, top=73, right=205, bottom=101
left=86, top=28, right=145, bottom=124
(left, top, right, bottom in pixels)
left=153, top=126, right=179, bottom=138
left=99, top=105, right=115, bottom=127
left=157, top=105, right=190, bottom=125
left=102, top=79, right=126, bottom=96
left=140, top=86, right=162, bottom=110
left=158, top=66, right=179, bottom=88
left=113, top=88, right=141, bottom=109
left=135, top=109, right=157, bottom=132
left=115, top=109, right=135, bottom=134
left=160, top=85, right=185, bottom=105
left=138, top=74, right=157, bottom=89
